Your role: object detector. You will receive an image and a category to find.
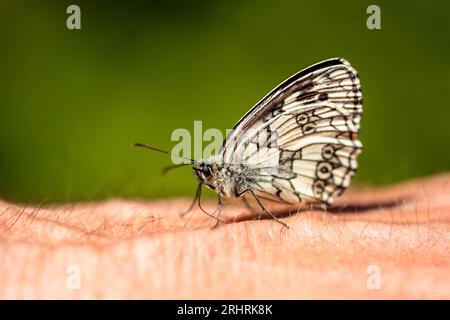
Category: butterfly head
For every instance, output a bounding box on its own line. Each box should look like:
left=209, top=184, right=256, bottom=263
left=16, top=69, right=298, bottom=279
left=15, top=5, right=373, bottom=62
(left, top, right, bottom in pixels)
left=193, top=161, right=219, bottom=191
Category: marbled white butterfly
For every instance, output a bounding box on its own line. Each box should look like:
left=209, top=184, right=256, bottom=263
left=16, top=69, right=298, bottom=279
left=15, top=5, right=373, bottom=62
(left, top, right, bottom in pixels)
left=135, top=58, right=362, bottom=228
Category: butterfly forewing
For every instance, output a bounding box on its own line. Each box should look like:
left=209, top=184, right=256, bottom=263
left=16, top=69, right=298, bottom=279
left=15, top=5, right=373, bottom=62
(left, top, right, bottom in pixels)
left=218, top=58, right=362, bottom=205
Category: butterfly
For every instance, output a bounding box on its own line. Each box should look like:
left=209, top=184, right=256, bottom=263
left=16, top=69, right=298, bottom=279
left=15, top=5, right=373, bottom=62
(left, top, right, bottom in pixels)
left=135, top=58, right=362, bottom=228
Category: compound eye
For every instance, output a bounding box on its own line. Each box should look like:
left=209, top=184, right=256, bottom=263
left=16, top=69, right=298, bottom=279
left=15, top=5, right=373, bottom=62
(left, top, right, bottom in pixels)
left=202, top=164, right=212, bottom=177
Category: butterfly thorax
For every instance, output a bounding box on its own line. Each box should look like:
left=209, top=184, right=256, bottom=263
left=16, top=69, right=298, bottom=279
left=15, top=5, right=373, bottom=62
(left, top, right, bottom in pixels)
left=193, top=159, right=248, bottom=198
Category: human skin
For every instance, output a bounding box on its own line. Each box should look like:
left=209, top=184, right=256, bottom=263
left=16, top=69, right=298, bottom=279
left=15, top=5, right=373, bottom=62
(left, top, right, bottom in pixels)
left=0, top=174, right=449, bottom=299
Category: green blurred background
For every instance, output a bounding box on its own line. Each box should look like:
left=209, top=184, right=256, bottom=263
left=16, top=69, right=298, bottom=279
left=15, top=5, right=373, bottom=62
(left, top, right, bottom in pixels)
left=0, top=0, right=449, bottom=203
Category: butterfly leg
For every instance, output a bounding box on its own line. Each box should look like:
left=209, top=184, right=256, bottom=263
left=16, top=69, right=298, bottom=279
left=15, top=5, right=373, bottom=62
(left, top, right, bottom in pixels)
left=190, top=184, right=226, bottom=227
left=180, top=183, right=202, bottom=217
left=242, top=196, right=262, bottom=220
left=248, top=190, right=289, bottom=229
left=211, top=194, right=223, bottom=229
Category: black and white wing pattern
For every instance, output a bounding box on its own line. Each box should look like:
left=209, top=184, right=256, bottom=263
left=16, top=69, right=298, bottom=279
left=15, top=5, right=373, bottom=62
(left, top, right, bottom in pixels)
left=218, top=58, right=362, bottom=205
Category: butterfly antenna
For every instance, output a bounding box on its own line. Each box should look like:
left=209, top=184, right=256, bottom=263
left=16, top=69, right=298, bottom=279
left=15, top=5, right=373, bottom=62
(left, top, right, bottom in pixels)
left=161, top=163, right=192, bottom=175
left=133, top=143, right=195, bottom=164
